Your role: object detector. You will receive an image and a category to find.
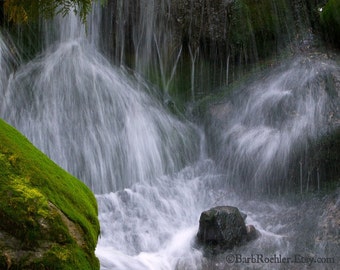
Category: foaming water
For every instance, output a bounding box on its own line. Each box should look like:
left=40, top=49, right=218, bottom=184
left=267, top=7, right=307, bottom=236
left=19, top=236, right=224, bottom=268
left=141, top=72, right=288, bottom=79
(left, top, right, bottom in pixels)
left=95, top=159, right=295, bottom=270
left=95, top=160, right=215, bottom=270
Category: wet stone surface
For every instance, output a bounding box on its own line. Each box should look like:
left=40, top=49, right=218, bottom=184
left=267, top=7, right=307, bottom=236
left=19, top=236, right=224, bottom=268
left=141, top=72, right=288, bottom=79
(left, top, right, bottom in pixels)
left=196, top=206, right=260, bottom=254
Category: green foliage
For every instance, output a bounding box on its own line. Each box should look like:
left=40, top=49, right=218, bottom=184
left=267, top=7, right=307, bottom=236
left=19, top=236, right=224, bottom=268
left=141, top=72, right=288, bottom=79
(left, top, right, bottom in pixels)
left=0, top=118, right=100, bottom=268
left=3, top=0, right=102, bottom=24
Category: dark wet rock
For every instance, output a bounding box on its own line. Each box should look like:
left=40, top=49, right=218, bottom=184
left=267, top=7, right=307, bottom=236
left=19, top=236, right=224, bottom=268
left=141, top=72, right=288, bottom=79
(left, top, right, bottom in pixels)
left=240, top=211, right=247, bottom=221
left=196, top=206, right=259, bottom=254
left=315, top=188, right=340, bottom=257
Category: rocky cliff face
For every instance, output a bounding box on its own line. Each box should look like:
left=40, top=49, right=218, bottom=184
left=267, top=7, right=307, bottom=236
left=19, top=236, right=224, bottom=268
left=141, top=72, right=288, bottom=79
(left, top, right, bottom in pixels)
left=0, top=119, right=100, bottom=269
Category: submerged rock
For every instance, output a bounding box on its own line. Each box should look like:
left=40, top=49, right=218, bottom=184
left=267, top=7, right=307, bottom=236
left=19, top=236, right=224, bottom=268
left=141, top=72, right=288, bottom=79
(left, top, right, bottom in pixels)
left=196, top=206, right=259, bottom=254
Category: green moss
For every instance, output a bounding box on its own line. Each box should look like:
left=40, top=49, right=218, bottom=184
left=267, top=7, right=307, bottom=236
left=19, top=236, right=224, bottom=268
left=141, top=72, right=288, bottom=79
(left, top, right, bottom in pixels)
left=0, top=118, right=99, bottom=269
left=28, top=244, right=97, bottom=270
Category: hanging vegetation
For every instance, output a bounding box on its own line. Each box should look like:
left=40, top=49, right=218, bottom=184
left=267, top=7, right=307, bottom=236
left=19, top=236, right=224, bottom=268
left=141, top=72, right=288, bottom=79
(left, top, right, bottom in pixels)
left=3, top=0, right=95, bottom=23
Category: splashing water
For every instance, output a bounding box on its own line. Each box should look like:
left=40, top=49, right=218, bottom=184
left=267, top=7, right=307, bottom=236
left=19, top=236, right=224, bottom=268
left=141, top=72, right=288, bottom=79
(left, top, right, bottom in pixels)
left=95, top=160, right=295, bottom=270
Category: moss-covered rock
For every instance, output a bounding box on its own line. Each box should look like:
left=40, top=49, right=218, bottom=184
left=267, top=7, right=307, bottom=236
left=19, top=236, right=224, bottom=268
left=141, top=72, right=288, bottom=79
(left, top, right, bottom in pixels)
left=0, top=118, right=100, bottom=269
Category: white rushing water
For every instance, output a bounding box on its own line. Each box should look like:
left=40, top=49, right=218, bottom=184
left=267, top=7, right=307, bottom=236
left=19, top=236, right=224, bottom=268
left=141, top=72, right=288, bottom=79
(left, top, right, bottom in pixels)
left=94, top=159, right=297, bottom=270
left=0, top=2, right=338, bottom=270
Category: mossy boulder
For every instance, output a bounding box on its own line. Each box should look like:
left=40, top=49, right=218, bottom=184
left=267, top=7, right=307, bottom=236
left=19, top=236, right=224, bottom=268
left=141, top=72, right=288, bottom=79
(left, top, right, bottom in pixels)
left=0, top=119, right=100, bottom=269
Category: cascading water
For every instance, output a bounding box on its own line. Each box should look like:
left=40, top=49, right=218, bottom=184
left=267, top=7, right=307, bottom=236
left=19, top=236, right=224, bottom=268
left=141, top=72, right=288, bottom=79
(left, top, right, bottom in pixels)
left=0, top=1, right=339, bottom=270
left=99, top=0, right=306, bottom=103
left=213, top=57, right=337, bottom=195
left=1, top=7, right=200, bottom=194
left=0, top=34, right=7, bottom=94
left=101, top=0, right=183, bottom=99
left=0, top=33, right=18, bottom=97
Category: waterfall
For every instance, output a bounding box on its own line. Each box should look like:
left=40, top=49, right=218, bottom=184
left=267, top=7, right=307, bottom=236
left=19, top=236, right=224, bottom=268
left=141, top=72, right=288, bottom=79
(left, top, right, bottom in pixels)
left=0, top=35, right=7, bottom=94
left=100, top=0, right=180, bottom=97
left=1, top=4, right=200, bottom=194
left=0, top=33, right=19, bottom=97
left=98, top=0, right=312, bottom=105
left=1, top=1, right=339, bottom=269
left=212, top=57, right=337, bottom=195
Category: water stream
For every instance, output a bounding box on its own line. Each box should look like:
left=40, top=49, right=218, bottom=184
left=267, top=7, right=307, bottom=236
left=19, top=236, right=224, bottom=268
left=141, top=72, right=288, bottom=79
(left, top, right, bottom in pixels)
left=0, top=2, right=338, bottom=270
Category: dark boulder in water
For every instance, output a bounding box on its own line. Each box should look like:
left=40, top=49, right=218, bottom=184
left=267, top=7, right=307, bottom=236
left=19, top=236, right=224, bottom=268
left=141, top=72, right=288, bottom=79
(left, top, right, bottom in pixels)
left=196, top=206, right=260, bottom=254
